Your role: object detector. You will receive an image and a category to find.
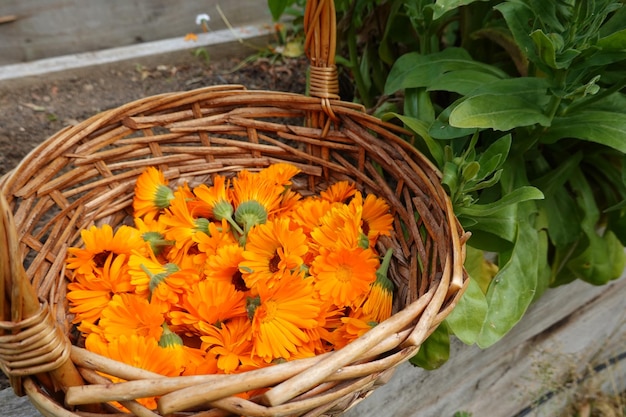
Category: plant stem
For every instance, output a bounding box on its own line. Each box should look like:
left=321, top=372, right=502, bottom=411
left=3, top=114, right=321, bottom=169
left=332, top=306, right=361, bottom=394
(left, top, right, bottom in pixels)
left=564, top=77, right=626, bottom=115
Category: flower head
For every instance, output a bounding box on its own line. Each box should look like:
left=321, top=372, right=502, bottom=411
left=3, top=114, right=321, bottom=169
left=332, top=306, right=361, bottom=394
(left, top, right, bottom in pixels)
left=240, top=217, right=308, bottom=289
left=67, top=253, right=134, bottom=324
left=248, top=270, right=324, bottom=362
left=133, top=167, right=174, bottom=222
left=66, top=224, right=144, bottom=278
left=310, top=246, right=379, bottom=308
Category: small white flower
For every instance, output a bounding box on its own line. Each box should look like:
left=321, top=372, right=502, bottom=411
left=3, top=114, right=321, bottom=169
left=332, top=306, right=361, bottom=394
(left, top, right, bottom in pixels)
left=196, top=13, right=210, bottom=25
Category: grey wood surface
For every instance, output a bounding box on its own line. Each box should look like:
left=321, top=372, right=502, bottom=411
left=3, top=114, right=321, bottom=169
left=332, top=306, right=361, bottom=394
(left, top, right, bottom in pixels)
left=2, top=276, right=624, bottom=417
left=0, top=0, right=272, bottom=65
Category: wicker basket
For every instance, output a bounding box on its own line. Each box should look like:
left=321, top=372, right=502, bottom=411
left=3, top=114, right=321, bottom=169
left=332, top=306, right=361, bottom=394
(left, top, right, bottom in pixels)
left=0, top=0, right=469, bottom=416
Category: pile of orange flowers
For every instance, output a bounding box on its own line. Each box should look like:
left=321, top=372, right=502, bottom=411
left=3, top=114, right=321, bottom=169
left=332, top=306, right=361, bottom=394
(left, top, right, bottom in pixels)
left=65, top=163, right=395, bottom=404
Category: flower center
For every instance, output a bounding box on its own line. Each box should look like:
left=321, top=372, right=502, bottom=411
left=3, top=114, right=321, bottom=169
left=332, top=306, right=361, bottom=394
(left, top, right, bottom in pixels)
left=268, top=251, right=281, bottom=273
left=336, top=265, right=352, bottom=283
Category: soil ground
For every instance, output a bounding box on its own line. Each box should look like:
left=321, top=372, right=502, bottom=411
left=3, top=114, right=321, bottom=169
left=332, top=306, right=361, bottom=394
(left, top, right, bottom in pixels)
left=0, top=51, right=309, bottom=178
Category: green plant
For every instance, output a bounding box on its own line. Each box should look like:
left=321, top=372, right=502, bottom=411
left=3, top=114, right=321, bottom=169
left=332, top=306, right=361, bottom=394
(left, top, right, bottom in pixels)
left=269, top=0, right=626, bottom=362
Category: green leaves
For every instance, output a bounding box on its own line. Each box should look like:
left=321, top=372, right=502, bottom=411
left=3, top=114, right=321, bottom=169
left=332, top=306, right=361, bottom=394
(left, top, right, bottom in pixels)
left=542, top=111, right=626, bottom=153
left=384, top=48, right=507, bottom=95
left=450, top=95, right=551, bottom=131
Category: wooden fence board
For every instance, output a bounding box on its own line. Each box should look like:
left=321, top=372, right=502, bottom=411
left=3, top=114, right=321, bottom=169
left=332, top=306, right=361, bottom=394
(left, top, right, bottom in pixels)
left=0, top=0, right=272, bottom=65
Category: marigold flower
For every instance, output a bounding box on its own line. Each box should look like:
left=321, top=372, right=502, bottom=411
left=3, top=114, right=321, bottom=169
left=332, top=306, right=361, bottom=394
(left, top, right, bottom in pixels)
left=332, top=308, right=378, bottom=350
left=85, top=333, right=182, bottom=409
left=193, top=175, right=233, bottom=220
left=204, top=243, right=248, bottom=290
left=200, top=317, right=258, bottom=374
left=159, top=191, right=211, bottom=264
left=320, top=180, right=356, bottom=203
left=361, top=249, right=395, bottom=322
left=310, top=203, right=366, bottom=253
left=169, top=279, right=248, bottom=333
left=310, top=246, right=379, bottom=308
left=67, top=253, right=134, bottom=324
left=248, top=270, right=324, bottom=362
left=133, top=167, right=174, bottom=222
left=351, top=191, right=394, bottom=246
left=66, top=224, right=144, bottom=278
left=67, top=163, right=397, bottom=381
left=97, top=293, right=165, bottom=342
left=232, top=170, right=285, bottom=231
left=128, top=252, right=200, bottom=308
left=240, top=217, right=308, bottom=289
left=134, top=217, right=174, bottom=258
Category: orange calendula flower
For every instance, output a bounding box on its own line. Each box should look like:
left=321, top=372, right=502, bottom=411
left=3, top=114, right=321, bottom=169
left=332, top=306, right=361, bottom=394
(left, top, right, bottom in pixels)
left=231, top=170, right=285, bottom=233
left=240, top=217, right=308, bottom=289
left=204, top=243, right=248, bottom=290
left=360, top=249, right=395, bottom=323
left=193, top=175, right=233, bottom=220
left=248, top=269, right=324, bottom=362
left=66, top=224, right=144, bottom=278
left=133, top=167, right=174, bottom=222
left=169, top=279, right=248, bottom=333
left=290, top=198, right=333, bottom=237
left=332, top=308, right=378, bottom=350
left=128, top=252, right=200, bottom=309
left=200, top=317, right=258, bottom=374
left=97, top=293, right=165, bottom=342
left=258, top=162, right=300, bottom=188
left=350, top=191, right=394, bottom=247
left=67, top=253, right=134, bottom=324
left=85, top=333, right=182, bottom=409
left=310, top=246, right=379, bottom=308
left=159, top=191, right=211, bottom=264
left=320, top=180, right=356, bottom=203
left=310, top=203, right=367, bottom=253
left=133, top=217, right=174, bottom=258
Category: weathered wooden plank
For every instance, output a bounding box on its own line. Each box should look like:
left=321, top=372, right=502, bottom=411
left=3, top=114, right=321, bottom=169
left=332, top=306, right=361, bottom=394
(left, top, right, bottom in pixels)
left=0, top=0, right=273, bottom=65
left=343, top=276, right=626, bottom=417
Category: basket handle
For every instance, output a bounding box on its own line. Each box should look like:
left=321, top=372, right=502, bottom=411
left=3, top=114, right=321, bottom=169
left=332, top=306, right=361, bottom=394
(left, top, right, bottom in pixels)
left=304, top=0, right=342, bottom=135
left=0, top=191, right=84, bottom=397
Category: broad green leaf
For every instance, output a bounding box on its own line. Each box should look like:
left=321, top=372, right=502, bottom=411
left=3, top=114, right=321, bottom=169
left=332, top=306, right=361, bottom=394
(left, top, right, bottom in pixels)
left=384, top=48, right=507, bottom=95
left=495, top=2, right=540, bottom=66
left=541, top=111, right=626, bottom=153
left=556, top=230, right=626, bottom=286
left=477, top=206, right=540, bottom=348
left=427, top=70, right=503, bottom=95
left=268, top=0, right=290, bottom=21
left=597, top=28, right=626, bottom=51
left=429, top=119, right=477, bottom=140
left=446, top=246, right=492, bottom=345
left=430, top=0, right=490, bottom=20
left=476, top=134, right=511, bottom=180
left=409, top=323, right=450, bottom=370
left=456, top=186, right=544, bottom=217
left=383, top=112, right=444, bottom=167
left=538, top=186, right=582, bottom=248
left=445, top=276, right=488, bottom=345
left=461, top=204, right=518, bottom=245
left=527, top=0, right=565, bottom=32
left=599, top=5, right=626, bottom=37
left=553, top=169, right=626, bottom=286
left=530, top=30, right=559, bottom=69
left=449, top=95, right=551, bottom=131
left=467, top=77, right=550, bottom=98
